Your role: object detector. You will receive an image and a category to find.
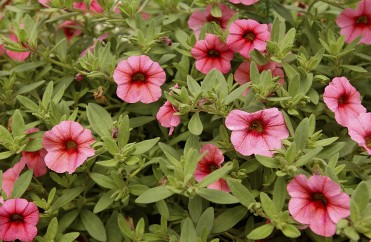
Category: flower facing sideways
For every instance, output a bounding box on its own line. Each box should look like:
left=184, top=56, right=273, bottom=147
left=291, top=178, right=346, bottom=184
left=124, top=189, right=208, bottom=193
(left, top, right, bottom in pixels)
left=156, top=101, right=180, bottom=135
left=191, top=34, right=234, bottom=74
left=287, top=175, right=350, bottom=237
left=6, top=32, right=30, bottom=62
left=226, top=19, right=270, bottom=59
left=42, top=121, right=95, bottom=174
left=113, top=55, right=166, bottom=104
left=57, top=20, right=83, bottom=42
left=194, top=144, right=230, bottom=192
left=347, top=112, right=371, bottom=154
left=0, top=198, right=39, bottom=242
left=336, top=0, right=371, bottom=44
left=1, top=160, right=26, bottom=197
left=225, top=108, right=289, bottom=157
left=323, top=77, right=366, bottom=127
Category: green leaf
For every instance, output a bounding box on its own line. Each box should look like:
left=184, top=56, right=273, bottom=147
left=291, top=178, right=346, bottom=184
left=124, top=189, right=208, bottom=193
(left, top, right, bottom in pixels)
left=89, top=173, right=116, bottom=189
left=12, top=61, right=46, bottom=73
left=51, top=187, right=85, bottom=210
left=255, top=155, right=281, bottom=168
left=224, top=83, right=249, bottom=105
left=0, top=125, right=13, bottom=143
left=197, top=188, right=239, bottom=204
left=187, top=75, right=201, bottom=97
left=295, top=147, right=323, bottom=167
left=188, top=113, right=203, bottom=136
left=42, top=81, right=54, bottom=109
left=93, top=190, right=115, bottom=213
left=352, top=182, right=369, bottom=215
left=133, top=137, right=160, bottom=155
left=117, top=214, right=134, bottom=240
left=226, top=178, right=256, bottom=208
left=156, top=200, right=170, bottom=219
left=12, top=170, right=33, bottom=198
left=341, top=64, right=367, bottom=73
left=45, top=217, right=58, bottom=240
left=196, top=207, right=214, bottom=237
left=180, top=217, right=197, bottom=242
left=102, top=136, right=119, bottom=155
left=281, top=224, right=301, bottom=238
left=260, top=192, right=277, bottom=217
left=212, top=206, right=247, bottom=233
left=201, top=69, right=228, bottom=98
left=0, top=151, right=14, bottom=160
left=16, top=80, right=45, bottom=95
left=247, top=224, right=275, bottom=240
left=118, top=115, right=130, bottom=149
left=80, top=209, right=107, bottom=241
left=294, top=118, right=309, bottom=150
left=16, top=95, right=39, bottom=112
left=272, top=177, right=287, bottom=213
left=135, top=186, right=174, bottom=204
left=86, top=103, right=113, bottom=137
left=11, top=109, right=25, bottom=137
left=196, top=162, right=232, bottom=188
left=55, top=232, right=80, bottom=242
left=58, top=210, right=79, bottom=234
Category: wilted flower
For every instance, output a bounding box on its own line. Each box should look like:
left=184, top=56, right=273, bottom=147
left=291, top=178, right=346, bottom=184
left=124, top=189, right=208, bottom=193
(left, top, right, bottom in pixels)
left=113, top=55, right=166, bottom=104
left=191, top=34, right=234, bottom=74
left=225, top=108, right=289, bottom=157
left=188, top=4, right=236, bottom=39
left=287, top=175, right=350, bottom=237
left=323, top=77, right=366, bottom=127
left=347, top=112, right=371, bottom=154
left=194, top=144, right=230, bottom=192
left=42, top=121, right=95, bottom=174
left=0, top=198, right=39, bottom=241
left=336, top=0, right=371, bottom=44
left=226, top=19, right=270, bottom=58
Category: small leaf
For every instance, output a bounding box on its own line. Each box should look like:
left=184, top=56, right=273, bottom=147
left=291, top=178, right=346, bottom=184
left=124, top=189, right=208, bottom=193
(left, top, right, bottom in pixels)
left=212, top=206, right=247, bottom=233
left=93, top=190, right=115, bottom=213
left=260, top=192, right=277, bottom=217
left=188, top=113, right=203, bottom=135
left=12, top=170, right=33, bottom=198
left=80, top=209, right=107, bottom=241
left=45, top=217, right=58, bottom=240
left=196, top=188, right=239, bottom=204
left=87, top=103, right=113, bottom=137
left=180, top=217, right=197, bottom=242
left=11, top=109, right=25, bottom=137
left=135, top=186, right=174, bottom=204
left=133, top=137, right=160, bottom=155
left=196, top=207, right=214, bottom=237
left=226, top=178, right=256, bottom=208
left=281, top=224, right=301, bottom=238
left=247, top=224, right=275, bottom=240
left=51, top=187, right=85, bottom=210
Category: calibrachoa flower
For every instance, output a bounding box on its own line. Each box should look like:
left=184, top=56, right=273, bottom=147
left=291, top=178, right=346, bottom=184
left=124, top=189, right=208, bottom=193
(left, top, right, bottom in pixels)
left=225, top=108, right=289, bottom=157
left=229, top=0, right=259, bottom=5
left=113, top=55, right=166, bottom=104
left=74, top=0, right=104, bottom=13
left=38, top=0, right=50, bottom=7
left=323, top=77, right=366, bottom=127
left=156, top=101, right=180, bottom=135
left=188, top=4, right=236, bottom=39
left=226, top=19, right=270, bottom=58
left=234, top=61, right=285, bottom=96
left=194, top=144, right=230, bottom=192
left=19, top=128, right=47, bottom=177
left=347, top=112, right=371, bottom=154
left=287, top=175, right=350, bottom=237
left=336, top=0, right=371, bottom=44
left=6, top=32, right=30, bottom=62
left=2, top=160, right=25, bottom=197
left=0, top=198, right=39, bottom=242
left=191, top=34, right=234, bottom=74
left=42, top=121, right=95, bottom=174
left=57, top=20, right=83, bottom=42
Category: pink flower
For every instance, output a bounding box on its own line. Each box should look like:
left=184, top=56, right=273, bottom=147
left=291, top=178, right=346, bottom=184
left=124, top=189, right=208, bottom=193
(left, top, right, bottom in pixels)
left=347, top=112, right=371, bottom=154
left=57, top=21, right=83, bottom=42
left=234, top=61, right=285, bottom=96
left=188, top=4, right=236, bottom=39
left=0, top=198, right=39, bottom=241
left=191, top=34, right=234, bottom=74
left=113, top=55, right=166, bottom=104
left=19, top=128, right=47, bottom=177
left=194, top=144, right=230, bottom=192
left=228, top=0, right=259, bottom=5
left=225, top=108, right=289, bottom=157
left=6, top=32, right=30, bottom=62
left=287, top=175, right=350, bottom=237
left=2, top=160, right=26, bottom=197
left=226, top=19, right=270, bottom=59
left=336, top=0, right=371, bottom=44
left=38, top=0, right=50, bottom=7
left=80, top=33, right=109, bottom=57
left=323, top=77, right=366, bottom=127
left=74, top=0, right=104, bottom=13
left=42, top=121, right=95, bottom=174
left=156, top=101, right=180, bottom=135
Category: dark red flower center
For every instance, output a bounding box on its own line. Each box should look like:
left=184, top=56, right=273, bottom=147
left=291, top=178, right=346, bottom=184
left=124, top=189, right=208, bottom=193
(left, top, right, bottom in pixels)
left=208, top=49, right=220, bottom=57
left=337, top=93, right=349, bottom=105
left=249, top=120, right=264, bottom=133
left=206, top=15, right=222, bottom=26
left=66, top=140, right=78, bottom=150
left=10, top=214, right=24, bottom=222
left=208, top=164, right=219, bottom=173
left=245, top=32, right=255, bottom=42
left=312, top=193, right=327, bottom=205
left=365, top=136, right=371, bottom=148
left=132, top=73, right=146, bottom=82
left=64, top=27, right=75, bottom=37
left=356, top=15, right=368, bottom=25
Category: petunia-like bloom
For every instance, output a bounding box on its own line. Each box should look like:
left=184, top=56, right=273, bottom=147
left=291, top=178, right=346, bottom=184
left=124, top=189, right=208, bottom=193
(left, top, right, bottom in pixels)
left=57, top=20, right=83, bottom=42
left=6, top=32, right=30, bottom=62
left=19, top=128, right=47, bottom=177
left=323, top=77, right=366, bottom=127
left=38, top=0, right=50, bottom=7
left=228, top=0, right=259, bottom=5
left=156, top=101, right=180, bottom=135
left=234, top=61, right=285, bottom=96
left=226, top=19, right=270, bottom=59
left=225, top=108, right=289, bottom=157
left=113, top=55, right=166, bottom=104
left=74, top=0, right=104, bottom=13
left=194, top=144, right=230, bottom=192
left=347, top=112, right=371, bottom=154
left=2, top=160, right=26, bottom=197
left=0, top=198, right=39, bottom=241
left=42, top=121, right=95, bottom=174
left=191, top=34, right=234, bottom=74
left=336, top=0, right=371, bottom=44
left=188, top=4, right=236, bottom=39
left=287, top=175, right=350, bottom=237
